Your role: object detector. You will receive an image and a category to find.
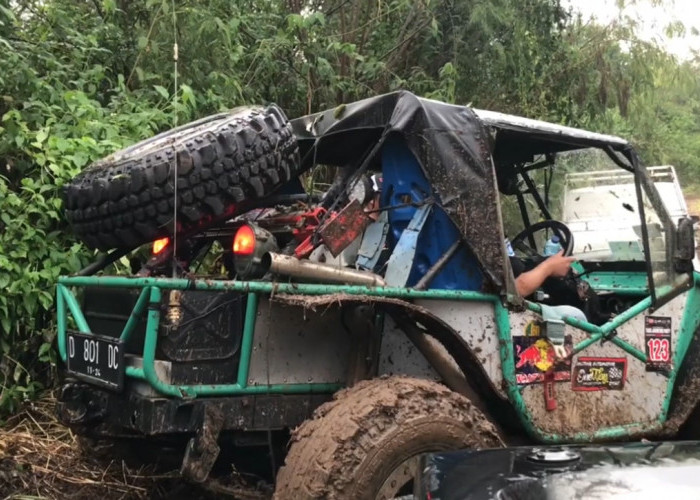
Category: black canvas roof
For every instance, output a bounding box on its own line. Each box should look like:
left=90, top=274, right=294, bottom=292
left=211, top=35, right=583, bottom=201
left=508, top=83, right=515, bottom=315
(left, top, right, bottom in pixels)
left=290, top=91, right=636, bottom=291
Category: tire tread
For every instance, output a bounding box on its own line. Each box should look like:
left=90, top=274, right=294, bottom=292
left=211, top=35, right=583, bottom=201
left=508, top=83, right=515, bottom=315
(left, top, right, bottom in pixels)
left=64, top=105, right=300, bottom=250
left=274, top=376, right=502, bottom=499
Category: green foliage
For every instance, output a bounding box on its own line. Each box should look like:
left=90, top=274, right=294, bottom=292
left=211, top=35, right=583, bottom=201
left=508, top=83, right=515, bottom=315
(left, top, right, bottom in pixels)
left=0, top=3, right=180, bottom=413
left=0, top=0, right=698, bottom=415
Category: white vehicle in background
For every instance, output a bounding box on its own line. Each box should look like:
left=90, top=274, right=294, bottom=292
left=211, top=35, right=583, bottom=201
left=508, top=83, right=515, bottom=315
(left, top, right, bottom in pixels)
left=562, top=165, right=697, bottom=266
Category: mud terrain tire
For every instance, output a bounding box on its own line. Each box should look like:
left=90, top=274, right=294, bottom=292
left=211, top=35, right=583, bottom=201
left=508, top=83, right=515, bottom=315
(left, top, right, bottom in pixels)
left=63, top=105, right=300, bottom=250
left=274, top=376, right=502, bottom=499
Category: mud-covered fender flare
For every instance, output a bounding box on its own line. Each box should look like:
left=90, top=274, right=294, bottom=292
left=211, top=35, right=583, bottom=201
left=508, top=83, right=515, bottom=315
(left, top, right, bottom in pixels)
left=665, top=324, right=700, bottom=435
left=271, top=293, right=520, bottom=431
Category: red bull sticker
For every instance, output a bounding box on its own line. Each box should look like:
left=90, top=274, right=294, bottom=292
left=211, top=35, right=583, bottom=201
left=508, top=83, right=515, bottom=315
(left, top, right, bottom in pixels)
left=513, top=335, right=572, bottom=385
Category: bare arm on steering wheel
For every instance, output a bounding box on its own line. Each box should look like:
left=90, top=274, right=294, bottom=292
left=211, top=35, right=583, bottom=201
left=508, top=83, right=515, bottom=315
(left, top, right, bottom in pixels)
left=515, top=251, right=576, bottom=297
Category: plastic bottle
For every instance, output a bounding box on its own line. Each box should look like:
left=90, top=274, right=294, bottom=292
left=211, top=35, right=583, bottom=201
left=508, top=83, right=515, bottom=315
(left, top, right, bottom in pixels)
left=504, top=238, right=515, bottom=257
left=543, top=235, right=562, bottom=256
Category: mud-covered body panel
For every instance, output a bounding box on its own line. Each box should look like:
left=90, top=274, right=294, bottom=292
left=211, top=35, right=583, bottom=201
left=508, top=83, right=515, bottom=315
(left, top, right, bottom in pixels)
left=247, top=298, right=349, bottom=386
left=512, top=291, right=688, bottom=437
left=412, top=299, right=503, bottom=397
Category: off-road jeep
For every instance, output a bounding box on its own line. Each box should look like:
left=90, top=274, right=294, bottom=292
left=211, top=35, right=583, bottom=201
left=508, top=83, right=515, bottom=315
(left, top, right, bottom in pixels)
left=55, top=92, right=700, bottom=498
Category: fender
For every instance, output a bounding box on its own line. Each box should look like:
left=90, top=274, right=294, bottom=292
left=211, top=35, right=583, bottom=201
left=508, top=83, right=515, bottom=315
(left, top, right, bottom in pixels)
left=666, top=324, right=700, bottom=435
left=271, top=293, right=522, bottom=435
left=662, top=278, right=700, bottom=436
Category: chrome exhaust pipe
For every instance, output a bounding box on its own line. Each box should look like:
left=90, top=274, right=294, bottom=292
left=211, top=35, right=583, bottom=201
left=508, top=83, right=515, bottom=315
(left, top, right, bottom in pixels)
left=263, top=253, right=386, bottom=287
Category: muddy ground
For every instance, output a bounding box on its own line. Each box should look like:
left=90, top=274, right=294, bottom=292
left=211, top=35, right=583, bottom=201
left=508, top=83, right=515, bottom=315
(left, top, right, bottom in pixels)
left=0, top=395, right=270, bottom=499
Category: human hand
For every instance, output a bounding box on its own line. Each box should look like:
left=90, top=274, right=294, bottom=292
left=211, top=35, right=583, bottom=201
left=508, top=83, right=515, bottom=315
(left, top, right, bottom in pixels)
left=544, top=250, right=575, bottom=277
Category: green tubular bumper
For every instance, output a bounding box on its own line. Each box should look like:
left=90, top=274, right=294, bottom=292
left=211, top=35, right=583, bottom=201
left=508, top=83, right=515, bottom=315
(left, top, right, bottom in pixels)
left=56, top=276, right=498, bottom=400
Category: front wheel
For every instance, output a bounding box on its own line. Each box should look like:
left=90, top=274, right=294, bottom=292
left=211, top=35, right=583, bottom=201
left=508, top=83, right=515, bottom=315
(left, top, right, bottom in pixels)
left=274, top=376, right=503, bottom=499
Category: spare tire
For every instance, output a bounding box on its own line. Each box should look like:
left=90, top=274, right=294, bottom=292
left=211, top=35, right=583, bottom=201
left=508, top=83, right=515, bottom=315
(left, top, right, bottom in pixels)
left=63, top=105, right=300, bottom=250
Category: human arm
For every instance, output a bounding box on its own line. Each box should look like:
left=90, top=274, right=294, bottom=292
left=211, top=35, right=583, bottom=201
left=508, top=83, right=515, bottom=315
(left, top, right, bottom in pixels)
left=514, top=251, right=575, bottom=297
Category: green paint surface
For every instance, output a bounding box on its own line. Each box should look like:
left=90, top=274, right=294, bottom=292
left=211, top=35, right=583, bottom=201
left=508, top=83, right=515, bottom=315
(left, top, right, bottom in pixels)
left=56, top=271, right=700, bottom=441
left=582, top=271, right=648, bottom=295
left=659, top=271, right=700, bottom=420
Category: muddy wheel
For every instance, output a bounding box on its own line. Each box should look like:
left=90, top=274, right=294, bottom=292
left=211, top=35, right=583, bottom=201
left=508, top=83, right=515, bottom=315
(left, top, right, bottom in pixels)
left=274, top=376, right=502, bottom=499
left=63, top=105, right=300, bottom=250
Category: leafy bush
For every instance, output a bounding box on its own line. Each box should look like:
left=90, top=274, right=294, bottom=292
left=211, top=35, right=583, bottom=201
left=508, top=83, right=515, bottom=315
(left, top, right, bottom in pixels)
left=0, top=0, right=698, bottom=416
left=0, top=9, right=182, bottom=413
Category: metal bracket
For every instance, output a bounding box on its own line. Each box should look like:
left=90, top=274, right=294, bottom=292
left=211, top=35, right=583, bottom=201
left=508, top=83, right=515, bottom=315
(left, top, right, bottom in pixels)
left=357, top=211, right=390, bottom=271
left=539, top=304, right=567, bottom=359
left=180, top=405, right=224, bottom=483
left=384, top=204, right=432, bottom=287
left=601, top=328, right=618, bottom=345
left=544, top=319, right=567, bottom=358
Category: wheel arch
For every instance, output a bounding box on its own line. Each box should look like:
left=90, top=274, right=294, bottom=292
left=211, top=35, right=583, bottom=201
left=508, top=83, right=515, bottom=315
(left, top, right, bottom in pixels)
left=271, top=293, right=521, bottom=435
left=274, top=375, right=504, bottom=499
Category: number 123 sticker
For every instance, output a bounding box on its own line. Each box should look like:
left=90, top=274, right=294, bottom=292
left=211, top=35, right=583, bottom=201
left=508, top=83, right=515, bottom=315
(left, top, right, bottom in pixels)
left=644, top=316, right=672, bottom=373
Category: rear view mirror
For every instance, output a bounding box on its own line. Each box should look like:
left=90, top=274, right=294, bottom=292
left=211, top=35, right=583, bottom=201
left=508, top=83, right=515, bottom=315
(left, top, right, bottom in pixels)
left=674, top=217, right=696, bottom=274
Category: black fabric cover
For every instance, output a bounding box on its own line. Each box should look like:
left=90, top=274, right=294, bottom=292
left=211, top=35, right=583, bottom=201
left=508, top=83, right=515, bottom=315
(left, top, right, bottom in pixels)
left=291, top=91, right=508, bottom=291
left=290, top=91, right=635, bottom=292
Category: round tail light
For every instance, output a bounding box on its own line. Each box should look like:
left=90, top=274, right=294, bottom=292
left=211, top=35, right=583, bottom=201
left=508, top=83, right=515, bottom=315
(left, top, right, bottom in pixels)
left=233, top=225, right=256, bottom=255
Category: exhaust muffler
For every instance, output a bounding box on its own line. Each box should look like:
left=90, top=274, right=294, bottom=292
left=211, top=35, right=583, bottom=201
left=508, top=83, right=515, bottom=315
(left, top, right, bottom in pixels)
left=263, top=253, right=386, bottom=287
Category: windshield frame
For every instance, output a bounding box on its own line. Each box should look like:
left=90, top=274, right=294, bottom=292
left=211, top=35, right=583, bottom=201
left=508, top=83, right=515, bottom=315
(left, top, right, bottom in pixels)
left=498, top=142, right=680, bottom=305
left=632, top=151, right=682, bottom=308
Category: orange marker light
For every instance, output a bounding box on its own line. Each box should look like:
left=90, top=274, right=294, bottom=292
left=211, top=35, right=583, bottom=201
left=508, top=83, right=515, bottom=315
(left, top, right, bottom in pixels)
left=233, top=225, right=256, bottom=255
left=152, top=237, right=170, bottom=255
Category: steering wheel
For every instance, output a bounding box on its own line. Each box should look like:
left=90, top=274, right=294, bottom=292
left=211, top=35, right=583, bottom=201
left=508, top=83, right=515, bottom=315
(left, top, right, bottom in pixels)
left=510, top=220, right=574, bottom=258
left=510, top=220, right=609, bottom=324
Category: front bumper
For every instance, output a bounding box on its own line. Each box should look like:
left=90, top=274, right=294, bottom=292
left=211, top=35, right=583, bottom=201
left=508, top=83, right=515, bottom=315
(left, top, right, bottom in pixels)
left=56, top=380, right=331, bottom=436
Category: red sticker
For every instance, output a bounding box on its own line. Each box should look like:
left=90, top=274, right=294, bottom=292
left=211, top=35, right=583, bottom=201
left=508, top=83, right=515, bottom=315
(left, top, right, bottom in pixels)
left=513, top=335, right=572, bottom=385
left=644, top=316, right=672, bottom=372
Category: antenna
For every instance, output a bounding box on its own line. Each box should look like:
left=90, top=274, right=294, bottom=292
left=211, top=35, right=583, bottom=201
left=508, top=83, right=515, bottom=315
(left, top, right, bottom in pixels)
left=171, top=0, right=179, bottom=278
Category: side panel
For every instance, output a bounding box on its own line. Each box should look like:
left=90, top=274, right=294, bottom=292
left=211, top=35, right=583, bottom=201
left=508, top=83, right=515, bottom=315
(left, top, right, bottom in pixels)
left=378, top=315, right=440, bottom=380
left=512, top=292, right=687, bottom=436
left=412, top=299, right=504, bottom=397
left=247, top=298, right=350, bottom=386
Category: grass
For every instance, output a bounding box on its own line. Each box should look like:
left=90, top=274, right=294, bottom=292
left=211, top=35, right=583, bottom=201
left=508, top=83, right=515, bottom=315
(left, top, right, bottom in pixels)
left=0, top=393, right=269, bottom=499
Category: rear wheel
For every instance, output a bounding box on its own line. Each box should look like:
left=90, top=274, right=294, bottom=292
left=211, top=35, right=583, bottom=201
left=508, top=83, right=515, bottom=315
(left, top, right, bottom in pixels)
left=274, top=376, right=502, bottom=499
left=63, top=105, right=300, bottom=250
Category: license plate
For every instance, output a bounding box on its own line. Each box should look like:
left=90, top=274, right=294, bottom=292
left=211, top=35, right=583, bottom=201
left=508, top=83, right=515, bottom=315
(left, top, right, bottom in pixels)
left=66, top=330, right=125, bottom=391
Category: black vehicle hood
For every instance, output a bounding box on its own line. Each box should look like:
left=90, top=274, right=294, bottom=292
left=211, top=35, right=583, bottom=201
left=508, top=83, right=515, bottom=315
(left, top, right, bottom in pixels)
left=419, top=441, right=700, bottom=499
left=291, top=91, right=507, bottom=291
